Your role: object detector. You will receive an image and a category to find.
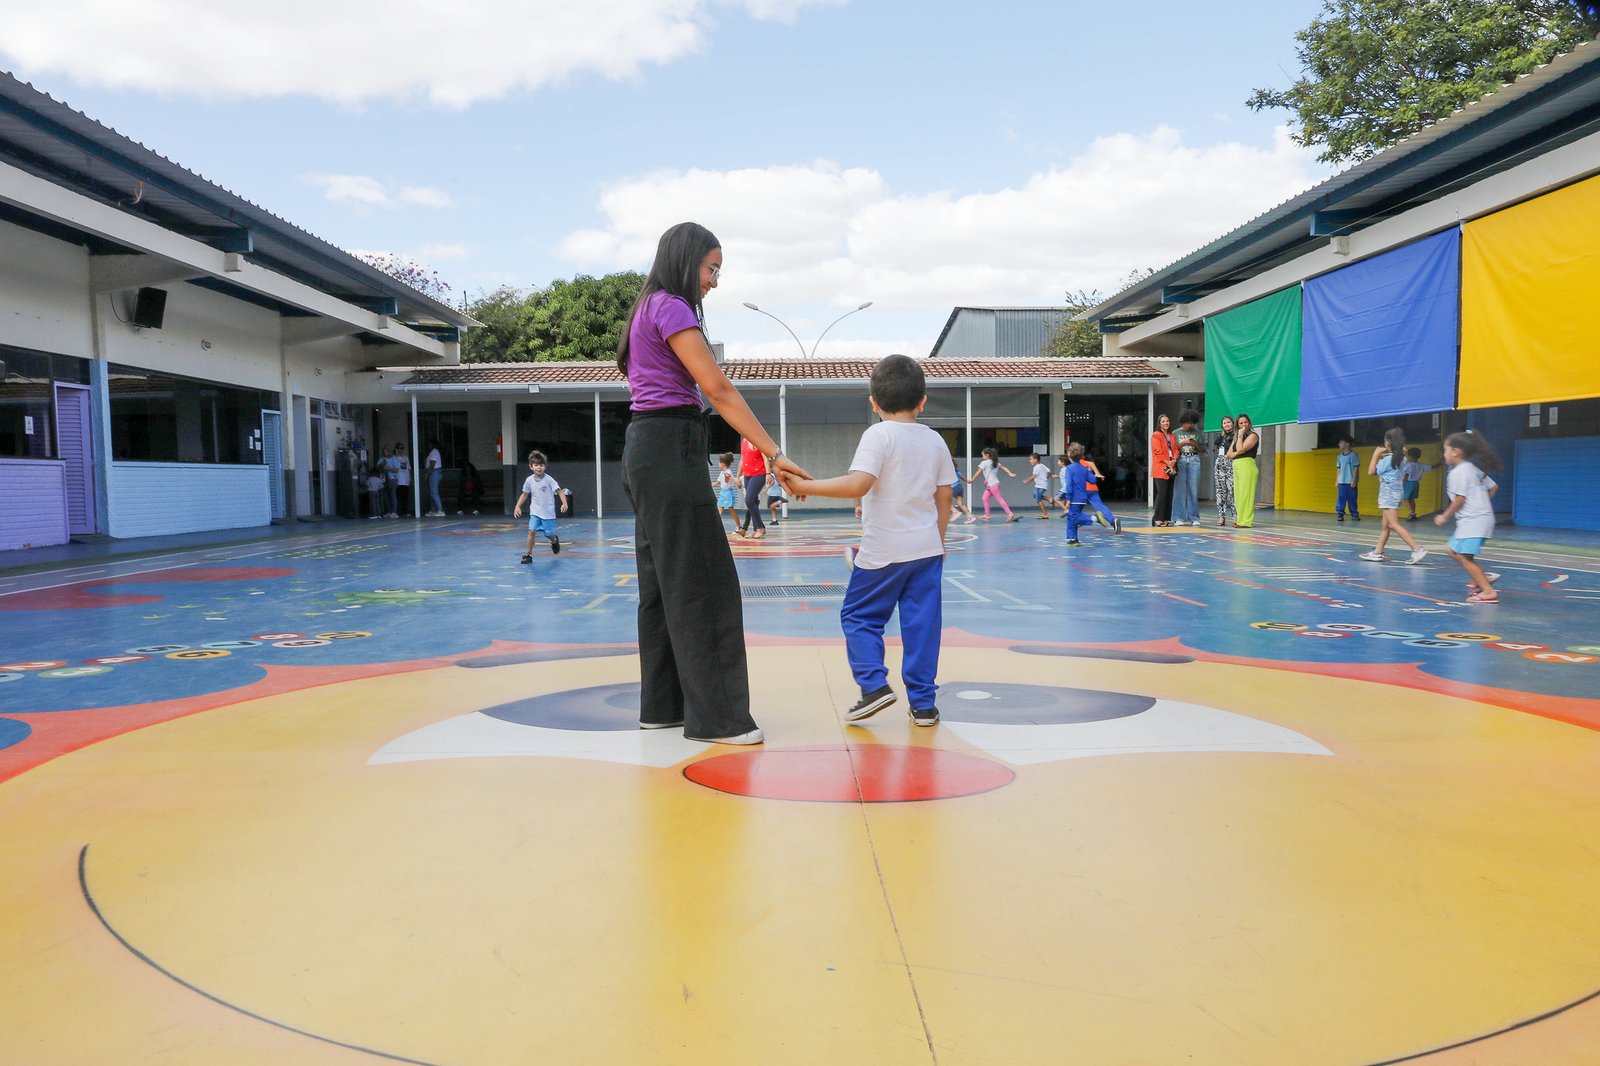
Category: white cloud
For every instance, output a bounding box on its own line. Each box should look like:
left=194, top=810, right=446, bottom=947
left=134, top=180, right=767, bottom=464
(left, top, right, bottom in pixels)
left=414, top=242, right=473, bottom=263
left=558, top=126, right=1328, bottom=316
left=0, top=0, right=846, bottom=106
left=303, top=173, right=453, bottom=213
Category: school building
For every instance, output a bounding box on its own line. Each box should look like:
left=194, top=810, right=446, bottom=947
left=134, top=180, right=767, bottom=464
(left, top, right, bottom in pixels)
left=1086, top=37, right=1600, bottom=533
left=0, top=72, right=475, bottom=553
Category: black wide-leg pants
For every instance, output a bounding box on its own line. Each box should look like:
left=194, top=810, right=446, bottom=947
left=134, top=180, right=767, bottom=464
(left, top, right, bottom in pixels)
left=622, top=408, right=757, bottom=738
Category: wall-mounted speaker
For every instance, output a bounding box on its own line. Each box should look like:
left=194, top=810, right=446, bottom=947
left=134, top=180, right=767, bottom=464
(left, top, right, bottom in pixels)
left=132, top=287, right=167, bottom=329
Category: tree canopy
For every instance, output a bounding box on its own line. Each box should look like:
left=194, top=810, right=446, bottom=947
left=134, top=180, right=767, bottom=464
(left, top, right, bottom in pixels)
left=1041, top=269, right=1158, bottom=359
left=1248, top=0, right=1597, bottom=165
left=462, top=272, right=645, bottom=363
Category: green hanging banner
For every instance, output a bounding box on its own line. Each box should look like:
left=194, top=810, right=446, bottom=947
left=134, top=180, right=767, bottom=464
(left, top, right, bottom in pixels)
left=1203, top=285, right=1303, bottom=431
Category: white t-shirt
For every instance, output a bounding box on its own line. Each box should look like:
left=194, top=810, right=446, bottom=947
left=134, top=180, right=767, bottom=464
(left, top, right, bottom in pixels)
left=521, top=473, right=563, bottom=520
left=1030, top=462, right=1050, bottom=490
left=426, top=448, right=442, bottom=473
left=394, top=454, right=411, bottom=486
left=978, top=458, right=1002, bottom=487
left=850, top=420, right=956, bottom=569
left=1446, top=461, right=1497, bottom=539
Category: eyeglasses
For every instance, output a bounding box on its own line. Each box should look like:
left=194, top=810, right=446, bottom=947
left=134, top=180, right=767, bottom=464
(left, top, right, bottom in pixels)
left=708, top=264, right=721, bottom=281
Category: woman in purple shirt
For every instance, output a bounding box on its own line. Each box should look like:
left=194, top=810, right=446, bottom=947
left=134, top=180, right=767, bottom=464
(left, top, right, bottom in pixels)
left=618, top=222, right=808, bottom=745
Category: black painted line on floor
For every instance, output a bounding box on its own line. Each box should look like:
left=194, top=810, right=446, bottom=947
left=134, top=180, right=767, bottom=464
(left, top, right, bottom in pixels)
left=77, top=844, right=444, bottom=1066
left=1362, top=985, right=1600, bottom=1065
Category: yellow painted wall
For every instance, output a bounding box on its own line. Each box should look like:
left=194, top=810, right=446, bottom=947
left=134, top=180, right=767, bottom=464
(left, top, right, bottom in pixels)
left=1276, top=444, right=1444, bottom=515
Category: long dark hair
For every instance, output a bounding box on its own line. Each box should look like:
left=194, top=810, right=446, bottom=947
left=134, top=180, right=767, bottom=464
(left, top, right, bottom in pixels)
left=1384, top=427, right=1406, bottom=472
left=1445, top=429, right=1504, bottom=474
left=616, top=222, right=720, bottom=374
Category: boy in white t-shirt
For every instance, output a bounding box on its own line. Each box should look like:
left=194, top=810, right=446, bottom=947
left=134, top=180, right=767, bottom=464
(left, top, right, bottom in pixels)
left=782, top=355, right=955, bottom=726
left=513, top=449, right=570, bottom=562
left=1028, top=454, right=1053, bottom=519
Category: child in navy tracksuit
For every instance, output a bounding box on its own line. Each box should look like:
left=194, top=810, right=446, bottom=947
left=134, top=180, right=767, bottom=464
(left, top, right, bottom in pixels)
left=782, top=355, right=954, bottom=727
left=1062, top=442, right=1096, bottom=545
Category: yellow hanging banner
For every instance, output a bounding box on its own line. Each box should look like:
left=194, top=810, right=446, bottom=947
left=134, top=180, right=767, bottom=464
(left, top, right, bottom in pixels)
left=1461, top=173, right=1600, bottom=408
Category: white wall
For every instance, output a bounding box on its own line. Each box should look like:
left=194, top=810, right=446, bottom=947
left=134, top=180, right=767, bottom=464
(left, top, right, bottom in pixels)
left=107, top=462, right=271, bottom=538
left=0, top=219, right=93, bottom=356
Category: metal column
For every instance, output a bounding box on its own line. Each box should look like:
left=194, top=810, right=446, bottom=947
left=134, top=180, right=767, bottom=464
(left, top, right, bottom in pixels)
left=779, top=384, right=788, bottom=518
left=1146, top=383, right=1155, bottom=512
left=593, top=390, right=603, bottom=519
left=410, top=393, right=421, bottom=518
left=965, top=385, right=973, bottom=481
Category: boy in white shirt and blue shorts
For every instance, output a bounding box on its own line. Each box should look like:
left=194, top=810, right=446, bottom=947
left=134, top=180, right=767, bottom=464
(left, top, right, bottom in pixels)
left=782, top=355, right=955, bottom=726
left=514, top=450, right=570, bottom=562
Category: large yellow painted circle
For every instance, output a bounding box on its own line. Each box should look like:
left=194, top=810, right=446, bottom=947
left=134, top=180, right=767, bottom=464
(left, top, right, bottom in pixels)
left=3, top=647, right=1600, bottom=1065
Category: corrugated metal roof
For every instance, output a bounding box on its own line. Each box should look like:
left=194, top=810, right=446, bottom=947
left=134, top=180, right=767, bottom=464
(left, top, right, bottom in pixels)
left=929, top=306, right=1074, bottom=357
left=1084, top=37, right=1600, bottom=325
left=396, top=357, right=1166, bottom=391
left=0, top=72, right=475, bottom=329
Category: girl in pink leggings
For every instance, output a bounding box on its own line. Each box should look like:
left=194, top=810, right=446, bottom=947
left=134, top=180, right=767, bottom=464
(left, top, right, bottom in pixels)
left=975, top=448, right=1020, bottom=522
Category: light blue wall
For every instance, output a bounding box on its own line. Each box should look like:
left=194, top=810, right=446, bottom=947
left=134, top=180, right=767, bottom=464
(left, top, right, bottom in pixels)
left=107, top=463, right=271, bottom=539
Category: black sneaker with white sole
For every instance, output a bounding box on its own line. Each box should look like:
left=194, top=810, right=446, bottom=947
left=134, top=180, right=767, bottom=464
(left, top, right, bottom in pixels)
left=550, top=535, right=561, bottom=555
left=909, top=706, right=939, bottom=727
left=844, top=685, right=896, bottom=722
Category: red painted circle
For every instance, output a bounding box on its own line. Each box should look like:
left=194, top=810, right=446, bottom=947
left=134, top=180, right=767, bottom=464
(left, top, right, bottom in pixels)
left=684, top=745, right=1014, bottom=803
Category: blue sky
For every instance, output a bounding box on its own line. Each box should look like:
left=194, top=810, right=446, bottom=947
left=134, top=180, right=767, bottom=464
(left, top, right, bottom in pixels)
left=2, top=1, right=1332, bottom=358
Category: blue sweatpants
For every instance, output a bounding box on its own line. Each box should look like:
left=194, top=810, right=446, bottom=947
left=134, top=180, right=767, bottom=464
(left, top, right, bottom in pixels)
left=840, top=554, right=944, bottom=710
left=1066, top=502, right=1090, bottom=540
left=1086, top=492, right=1116, bottom=527
left=1336, top=483, right=1359, bottom=517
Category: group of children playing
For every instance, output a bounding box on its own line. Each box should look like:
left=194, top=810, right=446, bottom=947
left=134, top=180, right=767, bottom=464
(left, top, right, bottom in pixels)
left=1340, top=428, right=1503, bottom=602
left=948, top=446, right=1124, bottom=544
left=713, top=453, right=787, bottom=537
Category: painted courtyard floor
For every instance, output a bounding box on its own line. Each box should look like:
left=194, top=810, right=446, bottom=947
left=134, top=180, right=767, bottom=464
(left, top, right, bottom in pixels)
left=1, top=507, right=1598, bottom=1065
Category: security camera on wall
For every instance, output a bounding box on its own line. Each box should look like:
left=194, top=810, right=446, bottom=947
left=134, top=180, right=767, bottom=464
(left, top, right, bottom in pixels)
left=132, top=287, right=167, bottom=330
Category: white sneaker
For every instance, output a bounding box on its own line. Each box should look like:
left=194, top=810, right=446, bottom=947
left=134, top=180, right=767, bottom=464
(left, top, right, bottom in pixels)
left=1359, top=551, right=1387, bottom=561
left=687, top=728, right=764, bottom=745
left=1409, top=547, right=1429, bottom=564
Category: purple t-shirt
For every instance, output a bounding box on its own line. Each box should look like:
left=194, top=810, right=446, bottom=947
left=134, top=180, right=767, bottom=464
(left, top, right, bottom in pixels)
left=627, top=291, right=703, bottom=411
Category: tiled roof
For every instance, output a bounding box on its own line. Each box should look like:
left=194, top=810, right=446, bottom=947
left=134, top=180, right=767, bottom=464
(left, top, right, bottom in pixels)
left=397, top=357, right=1165, bottom=389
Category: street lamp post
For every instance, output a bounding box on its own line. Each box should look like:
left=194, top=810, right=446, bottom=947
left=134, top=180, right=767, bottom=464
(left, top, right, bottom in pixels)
left=742, top=301, right=873, bottom=358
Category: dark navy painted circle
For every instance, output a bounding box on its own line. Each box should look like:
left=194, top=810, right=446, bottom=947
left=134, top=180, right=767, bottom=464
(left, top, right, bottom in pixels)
left=1011, top=645, right=1193, bottom=665
left=0, top=717, right=32, bottom=751
left=936, top=682, right=1154, bottom=725
left=479, top=683, right=642, bottom=731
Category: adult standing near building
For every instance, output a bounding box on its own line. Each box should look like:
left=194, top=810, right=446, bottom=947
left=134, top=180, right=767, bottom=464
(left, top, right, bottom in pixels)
left=393, top=442, right=412, bottom=517
left=1172, top=410, right=1202, bottom=526
left=737, top=437, right=768, bottom=539
left=424, top=440, right=444, bottom=517
left=617, top=221, right=810, bottom=746
left=1228, top=413, right=1260, bottom=528
left=1212, top=414, right=1236, bottom=527
left=1150, top=413, right=1176, bottom=526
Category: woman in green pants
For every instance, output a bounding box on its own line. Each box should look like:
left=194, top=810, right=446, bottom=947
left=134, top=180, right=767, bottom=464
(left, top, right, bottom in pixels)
left=1227, top=413, right=1260, bottom=528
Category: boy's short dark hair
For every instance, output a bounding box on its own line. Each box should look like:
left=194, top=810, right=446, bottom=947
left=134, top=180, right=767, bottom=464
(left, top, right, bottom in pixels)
left=1067, top=442, right=1085, bottom=459
left=1338, top=437, right=1352, bottom=447
left=527, top=449, right=547, bottom=465
left=1406, top=446, right=1421, bottom=460
left=1179, top=410, right=1198, bottom=427
left=1057, top=455, right=1069, bottom=464
left=870, top=354, right=926, bottom=414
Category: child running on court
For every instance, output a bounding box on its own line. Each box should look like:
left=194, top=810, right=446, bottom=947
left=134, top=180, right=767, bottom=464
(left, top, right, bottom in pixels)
left=514, top=450, right=570, bottom=561
left=1402, top=447, right=1431, bottom=520
left=1028, top=453, right=1053, bottom=519
left=766, top=472, right=785, bottom=526
left=975, top=447, right=1020, bottom=522
left=1435, top=430, right=1502, bottom=602
left=713, top=453, right=741, bottom=533
left=949, top=457, right=977, bottom=523
left=782, top=355, right=954, bottom=727
left=1360, top=428, right=1428, bottom=564
left=1073, top=449, right=1122, bottom=532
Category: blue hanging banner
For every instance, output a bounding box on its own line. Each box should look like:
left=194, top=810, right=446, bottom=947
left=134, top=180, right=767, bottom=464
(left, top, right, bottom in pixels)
left=1299, top=227, right=1460, bottom=422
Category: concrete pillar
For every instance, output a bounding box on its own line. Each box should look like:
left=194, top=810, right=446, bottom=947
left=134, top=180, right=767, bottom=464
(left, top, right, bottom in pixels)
left=500, top=397, right=518, bottom=514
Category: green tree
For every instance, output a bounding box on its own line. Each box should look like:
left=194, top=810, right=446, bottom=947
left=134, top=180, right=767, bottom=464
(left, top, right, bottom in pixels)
left=1042, top=269, right=1157, bottom=359
left=1248, top=1, right=1595, bottom=165
left=462, top=272, right=645, bottom=363
left=1041, top=289, right=1106, bottom=359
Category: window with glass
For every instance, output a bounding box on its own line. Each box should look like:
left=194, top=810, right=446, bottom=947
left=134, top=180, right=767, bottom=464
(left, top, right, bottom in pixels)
left=517, top=400, right=633, bottom=463
left=109, top=365, right=272, bottom=463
